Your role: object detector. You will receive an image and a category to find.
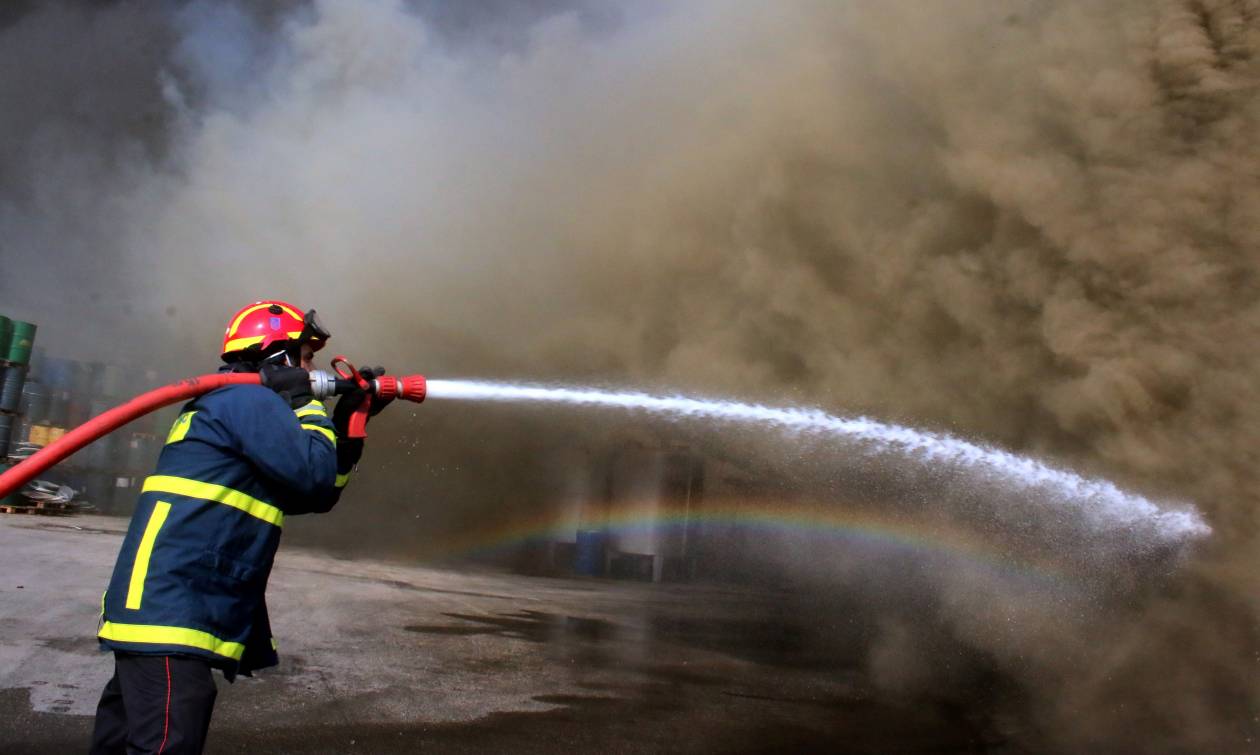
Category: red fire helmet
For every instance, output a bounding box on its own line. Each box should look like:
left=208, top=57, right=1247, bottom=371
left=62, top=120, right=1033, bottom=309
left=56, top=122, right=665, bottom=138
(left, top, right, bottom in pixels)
left=220, top=300, right=329, bottom=362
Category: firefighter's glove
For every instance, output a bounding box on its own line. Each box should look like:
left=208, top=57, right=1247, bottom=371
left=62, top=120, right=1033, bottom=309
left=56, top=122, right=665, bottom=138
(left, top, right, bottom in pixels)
left=332, top=390, right=362, bottom=438
left=259, top=364, right=313, bottom=409
left=336, top=437, right=365, bottom=473
left=331, top=367, right=394, bottom=435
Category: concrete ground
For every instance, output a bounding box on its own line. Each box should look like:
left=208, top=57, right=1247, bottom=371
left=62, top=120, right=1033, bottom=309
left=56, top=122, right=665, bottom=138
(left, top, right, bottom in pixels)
left=0, top=515, right=1011, bottom=754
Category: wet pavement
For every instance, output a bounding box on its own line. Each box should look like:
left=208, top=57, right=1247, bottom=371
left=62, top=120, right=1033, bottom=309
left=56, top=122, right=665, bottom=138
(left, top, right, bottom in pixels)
left=0, top=516, right=1020, bottom=753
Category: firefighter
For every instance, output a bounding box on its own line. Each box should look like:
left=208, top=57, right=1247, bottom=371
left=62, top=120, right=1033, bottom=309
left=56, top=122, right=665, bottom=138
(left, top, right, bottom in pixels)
left=88, top=300, right=390, bottom=754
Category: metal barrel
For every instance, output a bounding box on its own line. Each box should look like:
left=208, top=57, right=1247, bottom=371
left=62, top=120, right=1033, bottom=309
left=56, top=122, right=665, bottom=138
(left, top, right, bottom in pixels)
left=128, top=404, right=159, bottom=436
left=0, top=365, right=26, bottom=413
left=16, top=416, right=33, bottom=445
left=42, top=357, right=74, bottom=391
left=89, top=398, right=115, bottom=421
left=83, top=471, right=112, bottom=510
left=18, top=379, right=49, bottom=424
left=27, top=346, right=45, bottom=380
left=73, top=360, right=97, bottom=398
left=0, top=461, right=17, bottom=506
left=81, top=435, right=109, bottom=469
left=109, top=475, right=139, bottom=516
left=68, top=399, right=90, bottom=429
left=41, top=357, right=74, bottom=428
left=575, top=530, right=608, bottom=576
left=80, top=398, right=119, bottom=469
left=0, top=413, right=12, bottom=458
left=46, top=389, right=70, bottom=427
left=0, top=316, right=11, bottom=360
left=95, top=363, right=127, bottom=399
left=124, top=433, right=161, bottom=474
left=5, top=321, right=36, bottom=366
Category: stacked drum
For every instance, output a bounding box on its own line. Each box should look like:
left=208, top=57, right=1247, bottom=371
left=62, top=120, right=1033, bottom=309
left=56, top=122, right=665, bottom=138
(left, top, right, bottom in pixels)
left=0, top=316, right=37, bottom=507
left=1, top=315, right=165, bottom=515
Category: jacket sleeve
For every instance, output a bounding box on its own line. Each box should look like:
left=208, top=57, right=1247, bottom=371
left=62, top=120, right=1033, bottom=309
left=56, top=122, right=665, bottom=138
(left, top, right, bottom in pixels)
left=221, top=386, right=345, bottom=514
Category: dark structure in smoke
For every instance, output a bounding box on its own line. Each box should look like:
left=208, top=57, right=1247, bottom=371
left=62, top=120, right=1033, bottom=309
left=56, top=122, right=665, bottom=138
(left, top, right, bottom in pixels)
left=1, top=1, right=1256, bottom=750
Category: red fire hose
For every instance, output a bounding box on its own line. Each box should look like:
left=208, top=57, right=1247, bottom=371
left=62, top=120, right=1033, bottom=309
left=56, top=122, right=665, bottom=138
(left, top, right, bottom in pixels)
left=0, top=358, right=426, bottom=500
left=0, top=373, right=259, bottom=500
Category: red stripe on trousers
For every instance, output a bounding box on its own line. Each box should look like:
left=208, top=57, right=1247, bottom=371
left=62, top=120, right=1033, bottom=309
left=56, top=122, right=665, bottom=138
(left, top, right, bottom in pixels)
left=158, top=657, right=171, bottom=753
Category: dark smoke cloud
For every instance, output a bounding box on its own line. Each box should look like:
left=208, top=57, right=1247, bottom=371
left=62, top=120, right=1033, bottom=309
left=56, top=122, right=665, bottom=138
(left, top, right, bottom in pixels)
left=0, top=2, right=175, bottom=354
left=1, top=0, right=1257, bottom=750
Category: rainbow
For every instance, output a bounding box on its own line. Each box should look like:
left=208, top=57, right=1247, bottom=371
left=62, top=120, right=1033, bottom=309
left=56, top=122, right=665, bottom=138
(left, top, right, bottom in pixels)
left=429, top=499, right=1076, bottom=589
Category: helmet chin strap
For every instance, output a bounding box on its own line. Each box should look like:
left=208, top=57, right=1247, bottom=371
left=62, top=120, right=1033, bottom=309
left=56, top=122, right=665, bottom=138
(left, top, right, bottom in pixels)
left=269, top=348, right=301, bottom=368
left=230, top=348, right=295, bottom=373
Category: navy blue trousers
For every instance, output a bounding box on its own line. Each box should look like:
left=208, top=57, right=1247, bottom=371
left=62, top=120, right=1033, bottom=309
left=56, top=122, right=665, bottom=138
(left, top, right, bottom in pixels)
left=88, top=653, right=217, bottom=755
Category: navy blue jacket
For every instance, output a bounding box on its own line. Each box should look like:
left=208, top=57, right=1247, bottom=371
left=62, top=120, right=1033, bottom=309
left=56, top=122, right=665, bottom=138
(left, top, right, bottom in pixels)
left=98, top=384, right=351, bottom=679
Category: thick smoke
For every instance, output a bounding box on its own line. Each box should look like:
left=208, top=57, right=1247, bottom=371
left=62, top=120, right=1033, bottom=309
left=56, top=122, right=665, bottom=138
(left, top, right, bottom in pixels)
left=2, top=0, right=1257, bottom=750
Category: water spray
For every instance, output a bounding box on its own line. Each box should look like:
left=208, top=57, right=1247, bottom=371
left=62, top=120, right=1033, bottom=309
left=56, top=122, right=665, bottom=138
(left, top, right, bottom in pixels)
left=0, top=368, right=1210, bottom=547
left=425, top=379, right=1212, bottom=544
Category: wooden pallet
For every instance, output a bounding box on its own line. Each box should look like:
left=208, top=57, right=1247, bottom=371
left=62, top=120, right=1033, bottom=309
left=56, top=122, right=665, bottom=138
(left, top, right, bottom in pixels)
left=0, top=501, right=77, bottom=515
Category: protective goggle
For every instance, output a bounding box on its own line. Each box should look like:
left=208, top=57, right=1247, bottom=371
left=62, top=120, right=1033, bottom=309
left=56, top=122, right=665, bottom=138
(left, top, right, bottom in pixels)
left=301, top=309, right=331, bottom=350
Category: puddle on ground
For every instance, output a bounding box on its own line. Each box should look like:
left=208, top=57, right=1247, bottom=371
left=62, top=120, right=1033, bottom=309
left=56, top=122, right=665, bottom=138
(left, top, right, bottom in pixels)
left=405, top=610, right=614, bottom=643
left=40, top=637, right=100, bottom=656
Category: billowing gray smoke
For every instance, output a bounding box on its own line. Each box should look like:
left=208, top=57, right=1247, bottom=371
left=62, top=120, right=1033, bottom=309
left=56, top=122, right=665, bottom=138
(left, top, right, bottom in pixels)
left=1, top=0, right=1256, bottom=750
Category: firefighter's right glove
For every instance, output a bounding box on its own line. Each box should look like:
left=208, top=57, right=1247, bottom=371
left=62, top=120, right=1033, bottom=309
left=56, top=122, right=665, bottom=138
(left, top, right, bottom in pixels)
left=332, top=390, right=363, bottom=438
left=336, top=436, right=365, bottom=473
left=259, top=364, right=313, bottom=410
left=331, top=367, right=393, bottom=436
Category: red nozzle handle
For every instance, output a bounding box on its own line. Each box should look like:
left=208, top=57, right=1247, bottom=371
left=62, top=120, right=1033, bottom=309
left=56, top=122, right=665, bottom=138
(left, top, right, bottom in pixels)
left=330, top=356, right=370, bottom=389
left=330, top=355, right=372, bottom=439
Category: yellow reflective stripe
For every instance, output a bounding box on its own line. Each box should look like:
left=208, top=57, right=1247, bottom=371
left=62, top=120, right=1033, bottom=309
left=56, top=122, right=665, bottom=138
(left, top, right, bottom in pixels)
left=165, top=411, right=197, bottom=445
left=294, top=405, right=327, bottom=419
left=224, top=329, right=301, bottom=352
left=335, top=472, right=351, bottom=489
left=142, top=475, right=284, bottom=528
left=228, top=302, right=301, bottom=335
left=222, top=335, right=265, bottom=353
left=228, top=303, right=271, bottom=334
left=98, top=621, right=245, bottom=661
left=126, top=501, right=171, bottom=610
left=271, top=637, right=279, bottom=651
left=301, top=423, right=336, bottom=444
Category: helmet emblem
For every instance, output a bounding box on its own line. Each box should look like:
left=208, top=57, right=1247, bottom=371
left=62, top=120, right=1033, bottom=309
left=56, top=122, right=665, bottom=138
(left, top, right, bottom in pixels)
left=269, top=317, right=282, bottom=331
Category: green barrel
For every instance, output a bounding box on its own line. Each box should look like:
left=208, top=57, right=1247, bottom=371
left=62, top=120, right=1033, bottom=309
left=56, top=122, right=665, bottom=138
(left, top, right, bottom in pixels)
left=0, top=316, right=11, bottom=360
left=6, top=320, right=36, bottom=366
